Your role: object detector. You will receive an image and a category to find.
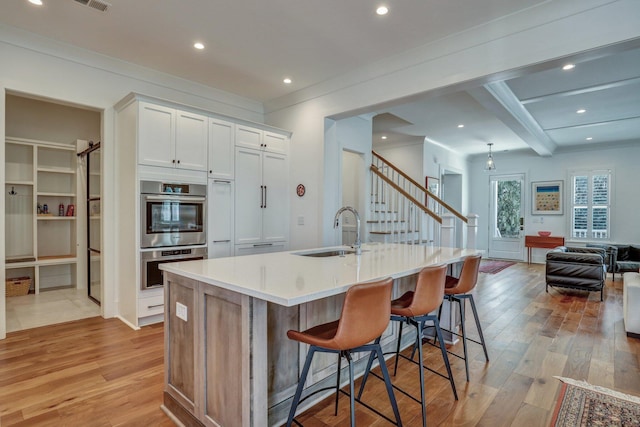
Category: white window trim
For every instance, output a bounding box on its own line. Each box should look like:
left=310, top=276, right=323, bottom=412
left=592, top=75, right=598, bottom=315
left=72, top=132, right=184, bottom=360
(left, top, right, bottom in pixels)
left=568, top=168, right=613, bottom=241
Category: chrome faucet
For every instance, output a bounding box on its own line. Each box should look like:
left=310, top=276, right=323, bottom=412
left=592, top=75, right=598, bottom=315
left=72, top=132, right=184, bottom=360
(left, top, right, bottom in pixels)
left=334, top=206, right=362, bottom=255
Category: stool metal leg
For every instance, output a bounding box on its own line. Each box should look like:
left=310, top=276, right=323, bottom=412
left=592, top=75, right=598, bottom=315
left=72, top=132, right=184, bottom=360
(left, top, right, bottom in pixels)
left=432, top=318, right=458, bottom=400
left=415, top=320, right=427, bottom=427
left=335, top=353, right=343, bottom=415
left=393, top=321, right=405, bottom=376
left=286, top=346, right=317, bottom=427
left=356, top=337, right=380, bottom=400
left=374, top=344, right=403, bottom=427
left=457, top=297, right=470, bottom=382
left=347, top=352, right=356, bottom=427
left=466, top=294, right=489, bottom=361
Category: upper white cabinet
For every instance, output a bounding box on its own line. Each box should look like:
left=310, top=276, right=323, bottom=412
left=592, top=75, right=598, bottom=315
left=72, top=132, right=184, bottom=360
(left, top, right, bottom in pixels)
left=236, top=125, right=287, bottom=155
left=175, top=111, right=208, bottom=171
left=138, top=102, right=208, bottom=171
left=208, top=118, right=235, bottom=180
left=263, top=131, right=288, bottom=154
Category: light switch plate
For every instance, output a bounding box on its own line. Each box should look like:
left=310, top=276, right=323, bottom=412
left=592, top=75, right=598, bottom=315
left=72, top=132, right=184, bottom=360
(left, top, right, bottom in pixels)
left=176, top=302, right=188, bottom=322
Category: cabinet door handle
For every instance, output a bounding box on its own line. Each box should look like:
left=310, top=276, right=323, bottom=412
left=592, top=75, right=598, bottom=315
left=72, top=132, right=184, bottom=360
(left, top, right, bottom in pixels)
left=213, top=240, right=231, bottom=243
left=253, top=243, right=273, bottom=247
left=172, top=159, right=176, bottom=164
left=260, top=185, right=264, bottom=208
left=148, top=304, right=164, bottom=309
left=177, top=160, right=181, bottom=164
left=264, top=185, right=267, bottom=208
left=213, top=180, right=231, bottom=184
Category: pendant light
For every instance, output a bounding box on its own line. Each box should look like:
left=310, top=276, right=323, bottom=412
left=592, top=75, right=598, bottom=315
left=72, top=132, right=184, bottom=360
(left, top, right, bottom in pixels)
left=485, top=143, right=496, bottom=171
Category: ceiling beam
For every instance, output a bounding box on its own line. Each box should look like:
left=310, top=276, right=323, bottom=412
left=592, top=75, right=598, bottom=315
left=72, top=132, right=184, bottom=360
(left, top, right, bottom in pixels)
left=469, top=82, right=556, bottom=157
left=520, top=76, right=640, bottom=105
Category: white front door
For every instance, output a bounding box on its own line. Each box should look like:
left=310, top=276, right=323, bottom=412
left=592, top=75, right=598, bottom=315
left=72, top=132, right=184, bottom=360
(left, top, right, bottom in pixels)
left=488, top=174, right=525, bottom=260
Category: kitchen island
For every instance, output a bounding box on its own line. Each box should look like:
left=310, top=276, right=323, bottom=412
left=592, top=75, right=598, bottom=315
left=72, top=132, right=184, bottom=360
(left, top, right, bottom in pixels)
left=159, top=243, right=480, bottom=427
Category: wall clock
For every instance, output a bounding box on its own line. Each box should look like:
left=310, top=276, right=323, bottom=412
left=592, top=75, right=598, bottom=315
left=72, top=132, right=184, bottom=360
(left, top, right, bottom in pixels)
left=296, top=184, right=306, bottom=197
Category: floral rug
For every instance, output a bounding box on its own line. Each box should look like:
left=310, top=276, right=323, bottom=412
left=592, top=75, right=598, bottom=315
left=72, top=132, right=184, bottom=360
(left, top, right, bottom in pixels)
left=478, top=259, right=516, bottom=274
left=551, top=377, right=640, bottom=426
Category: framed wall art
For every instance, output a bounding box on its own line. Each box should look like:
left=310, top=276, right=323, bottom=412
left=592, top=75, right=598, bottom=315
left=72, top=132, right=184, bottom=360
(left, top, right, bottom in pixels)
left=532, top=180, right=563, bottom=215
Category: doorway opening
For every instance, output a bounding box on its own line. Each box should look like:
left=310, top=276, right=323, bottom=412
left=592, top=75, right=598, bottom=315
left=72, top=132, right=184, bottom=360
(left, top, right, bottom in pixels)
left=340, top=150, right=365, bottom=246
left=488, top=173, right=525, bottom=260
left=4, top=93, right=102, bottom=332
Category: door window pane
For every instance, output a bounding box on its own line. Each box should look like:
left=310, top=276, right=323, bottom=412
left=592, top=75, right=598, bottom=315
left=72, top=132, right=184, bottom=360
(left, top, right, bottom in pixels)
left=496, top=180, right=521, bottom=238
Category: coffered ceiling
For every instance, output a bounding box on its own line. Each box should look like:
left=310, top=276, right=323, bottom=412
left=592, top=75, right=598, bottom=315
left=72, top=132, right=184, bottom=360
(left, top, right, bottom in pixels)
left=372, top=44, right=640, bottom=157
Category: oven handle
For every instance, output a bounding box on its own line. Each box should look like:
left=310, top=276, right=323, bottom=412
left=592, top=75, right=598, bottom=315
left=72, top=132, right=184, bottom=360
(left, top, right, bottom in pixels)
left=143, top=195, right=206, bottom=202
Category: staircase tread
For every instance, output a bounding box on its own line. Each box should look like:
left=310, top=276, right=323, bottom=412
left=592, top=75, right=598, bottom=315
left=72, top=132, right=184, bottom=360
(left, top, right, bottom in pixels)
left=370, top=230, right=417, bottom=235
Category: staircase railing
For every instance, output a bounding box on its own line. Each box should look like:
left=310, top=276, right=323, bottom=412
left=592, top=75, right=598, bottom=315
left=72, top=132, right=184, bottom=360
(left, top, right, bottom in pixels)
left=370, top=150, right=468, bottom=245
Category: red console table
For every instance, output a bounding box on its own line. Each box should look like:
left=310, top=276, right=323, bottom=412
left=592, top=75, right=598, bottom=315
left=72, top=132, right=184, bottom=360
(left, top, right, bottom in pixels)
left=525, top=235, right=565, bottom=264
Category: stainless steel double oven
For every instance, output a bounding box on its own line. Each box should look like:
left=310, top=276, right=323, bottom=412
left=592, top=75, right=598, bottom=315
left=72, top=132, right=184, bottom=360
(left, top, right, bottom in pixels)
left=140, top=180, right=207, bottom=290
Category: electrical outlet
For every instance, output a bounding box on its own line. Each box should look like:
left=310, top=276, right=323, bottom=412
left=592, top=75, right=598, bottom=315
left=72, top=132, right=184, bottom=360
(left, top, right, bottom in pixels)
left=298, top=216, right=304, bottom=225
left=176, top=302, right=188, bottom=322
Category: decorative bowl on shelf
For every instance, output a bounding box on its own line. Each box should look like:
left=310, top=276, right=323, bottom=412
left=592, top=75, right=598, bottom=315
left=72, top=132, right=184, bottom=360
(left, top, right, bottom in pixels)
left=538, top=231, right=552, bottom=237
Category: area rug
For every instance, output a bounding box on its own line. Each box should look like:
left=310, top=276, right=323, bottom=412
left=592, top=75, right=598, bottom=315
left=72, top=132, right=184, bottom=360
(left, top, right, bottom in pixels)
left=551, top=376, right=640, bottom=426
left=478, top=259, right=516, bottom=274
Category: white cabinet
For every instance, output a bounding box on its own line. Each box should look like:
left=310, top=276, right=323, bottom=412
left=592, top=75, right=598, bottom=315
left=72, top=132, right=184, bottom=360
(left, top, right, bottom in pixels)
left=208, top=179, right=234, bottom=258
left=235, top=146, right=289, bottom=246
left=236, top=125, right=288, bottom=155
left=263, top=131, right=288, bottom=154
left=208, top=118, right=235, bottom=180
left=176, top=111, right=208, bottom=171
left=137, top=289, right=164, bottom=320
left=234, top=242, right=287, bottom=257
left=138, top=102, right=208, bottom=171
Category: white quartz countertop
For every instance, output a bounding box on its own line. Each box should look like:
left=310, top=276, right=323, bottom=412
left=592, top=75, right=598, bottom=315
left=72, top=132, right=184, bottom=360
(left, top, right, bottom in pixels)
left=160, top=243, right=481, bottom=307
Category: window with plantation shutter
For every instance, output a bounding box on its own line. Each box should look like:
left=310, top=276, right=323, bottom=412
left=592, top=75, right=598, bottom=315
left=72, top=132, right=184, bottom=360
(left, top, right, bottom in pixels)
left=570, top=170, right=611, bottom=239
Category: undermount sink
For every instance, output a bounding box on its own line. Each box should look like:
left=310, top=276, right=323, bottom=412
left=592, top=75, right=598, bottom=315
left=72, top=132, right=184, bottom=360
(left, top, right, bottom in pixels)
left=294, top=249, right=356, bottom=257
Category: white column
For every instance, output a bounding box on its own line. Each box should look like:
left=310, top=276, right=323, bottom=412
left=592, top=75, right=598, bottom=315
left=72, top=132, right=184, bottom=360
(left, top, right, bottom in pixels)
left=441, top=214, right=455, bottom=247
left=466, top=213, right=479, bottom=250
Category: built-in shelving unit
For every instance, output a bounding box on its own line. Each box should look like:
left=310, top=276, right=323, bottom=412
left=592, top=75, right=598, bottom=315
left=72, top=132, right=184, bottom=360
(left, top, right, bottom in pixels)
left=5, top=137, right=79, bottom=294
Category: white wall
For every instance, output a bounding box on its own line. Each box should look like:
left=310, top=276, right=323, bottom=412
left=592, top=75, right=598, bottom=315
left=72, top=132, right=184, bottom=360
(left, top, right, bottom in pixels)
left=376, top=142, right=424, bottom=184
left=6, top=95, right=101, bottom=143
left=469, top=142, right=640, bottom=262
left=341, top=151, right=363, bottom=245
left=330, top=116, right=372, bottom=246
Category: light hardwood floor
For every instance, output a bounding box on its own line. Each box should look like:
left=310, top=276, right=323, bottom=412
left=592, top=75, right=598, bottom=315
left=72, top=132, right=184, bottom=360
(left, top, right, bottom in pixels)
left=1, top=262, right=638, bottom=426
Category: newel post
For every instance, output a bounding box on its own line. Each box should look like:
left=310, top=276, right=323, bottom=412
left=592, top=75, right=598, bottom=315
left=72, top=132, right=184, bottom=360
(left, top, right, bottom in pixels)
left=441, top=214, right=455, bottom=247
left=466, top=214, right=479, bottom=249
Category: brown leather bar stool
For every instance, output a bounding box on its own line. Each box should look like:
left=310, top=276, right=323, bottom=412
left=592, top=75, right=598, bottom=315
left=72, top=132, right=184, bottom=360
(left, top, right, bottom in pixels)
left=438, top=254, right=489, bottom=381
left=357, top=265, right=457, bottom=427
left=285, top=277, right=402, bottom=427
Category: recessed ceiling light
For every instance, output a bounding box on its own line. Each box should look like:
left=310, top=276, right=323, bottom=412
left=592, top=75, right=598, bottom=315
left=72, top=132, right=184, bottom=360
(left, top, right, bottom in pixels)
left=562, top=64, right=575, bottom=71
left=586, top=137, right=593, bottom=141
left=193, top=42, right=205, bottom=50
left=381, top=135, right=388, bottom=140
left=376, top=6, right=388, bottom=15
left=283, top=78, right=292, bottom=84
left=28, top=0, right=43, bottom=5
left=457, top=124, right=464, bottom=128
left=576, top=109, right=586, bottom=114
